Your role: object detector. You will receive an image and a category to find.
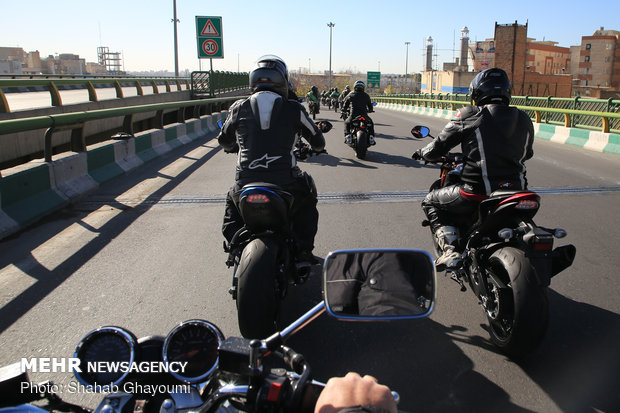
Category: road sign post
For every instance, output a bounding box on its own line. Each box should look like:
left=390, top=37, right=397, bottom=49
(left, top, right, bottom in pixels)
left=367, top=71, right=381, bottom=90
left=196, top=16, right=224, bottom=59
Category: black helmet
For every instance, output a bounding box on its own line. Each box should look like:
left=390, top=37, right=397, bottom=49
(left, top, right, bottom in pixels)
left=311, top=86, right=319, bottom=95
left=469, top=68, right=511, bottom=106
left=354, top=80, right=365, bottom=92
left=249, top=54, right=289, bottom=97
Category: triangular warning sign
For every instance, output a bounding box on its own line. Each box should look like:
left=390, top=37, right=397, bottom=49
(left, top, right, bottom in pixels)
left=201, top=20, right=219, bottom=36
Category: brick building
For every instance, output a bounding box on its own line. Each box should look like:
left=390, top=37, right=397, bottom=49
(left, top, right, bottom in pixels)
left=493, top=21, right=572, bottom=97
left=573, top=27, right=620, bottom=98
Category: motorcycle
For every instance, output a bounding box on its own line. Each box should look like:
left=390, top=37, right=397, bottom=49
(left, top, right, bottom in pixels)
left=346, top=113, right=374, bottom=160
left=331, top=97, right=339, bottom=112
left=0, top=249, right=436, bottom=413
left=224, top=122, right=332, bottom=340
left=307, top=101, right=319, bottom=120
left=410, top=125, right=576, bottom=358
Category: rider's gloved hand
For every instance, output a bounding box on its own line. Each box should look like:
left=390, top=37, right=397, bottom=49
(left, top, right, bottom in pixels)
left=224, top=143, right=240, bottom=154
left=411, top=149, right=423, bottom=160
left=314, top=372, right=397, bottom=413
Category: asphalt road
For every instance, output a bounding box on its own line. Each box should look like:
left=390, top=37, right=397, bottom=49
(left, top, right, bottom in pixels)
left=1, top=105, right=619, bottom=412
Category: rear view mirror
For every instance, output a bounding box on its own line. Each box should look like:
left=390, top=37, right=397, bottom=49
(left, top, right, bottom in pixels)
left=411, top=125, right=429, bottom=139
left=323, top=249, right=436, bottom=320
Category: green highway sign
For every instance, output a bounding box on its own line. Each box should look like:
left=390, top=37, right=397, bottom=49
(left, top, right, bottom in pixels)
left=196, top=16, right=223, bottom=59
left=367, top=71, right=381, bottom=88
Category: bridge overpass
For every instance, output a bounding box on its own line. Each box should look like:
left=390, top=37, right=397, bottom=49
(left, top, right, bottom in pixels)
left=0, top=104, right=619, bottom=412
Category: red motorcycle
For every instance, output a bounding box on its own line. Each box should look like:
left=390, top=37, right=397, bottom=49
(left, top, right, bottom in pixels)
left=411, top=125, right=576, bottom=358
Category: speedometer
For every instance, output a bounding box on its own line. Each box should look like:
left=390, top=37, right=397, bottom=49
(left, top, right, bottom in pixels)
left=163, top=319, right=224, bottom=383
left=73, top=326, right=137, bottom=390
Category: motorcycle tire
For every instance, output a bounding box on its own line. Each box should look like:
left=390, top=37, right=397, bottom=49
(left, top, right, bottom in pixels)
left=355, top=130, right=368, bottom=159
left=483, top=246, right=549, bottom=359
left=236, top=238, right=280, bottom=339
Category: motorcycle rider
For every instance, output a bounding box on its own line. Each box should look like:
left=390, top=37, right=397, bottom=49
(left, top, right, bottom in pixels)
left=342, top=80, right=375, bottom=146
left=412, top=68, right=534, bottom=270
left=306, top=86, right=321, bottom=114
left=218, top=55, right=326, bottom=264
left=340, top=84, right=352, bottom=102
left=331, top=87, right=341, bottom=110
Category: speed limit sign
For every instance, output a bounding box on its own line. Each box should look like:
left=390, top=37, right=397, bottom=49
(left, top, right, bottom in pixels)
left=202, top=39, right=219, bottom=56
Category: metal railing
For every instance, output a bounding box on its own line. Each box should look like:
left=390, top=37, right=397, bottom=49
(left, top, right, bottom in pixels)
left=0, top=71, right=251, bottom=113
left=0, top=77, right=191, bottom=113
left=373, top=94, right=620, bottom=133
left=191, top=71, right=249, bottom=97
left=0, top=96, right=241, bottom=165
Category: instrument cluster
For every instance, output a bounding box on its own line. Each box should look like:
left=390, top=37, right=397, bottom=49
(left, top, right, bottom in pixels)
left=73, top=320, right=224, bottom=389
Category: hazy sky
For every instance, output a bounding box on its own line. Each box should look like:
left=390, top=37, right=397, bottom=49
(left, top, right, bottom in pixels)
left=3, top=0, right=619, bottom=74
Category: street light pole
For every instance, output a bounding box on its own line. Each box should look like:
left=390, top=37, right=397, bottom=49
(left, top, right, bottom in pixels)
left=327, top=22, right=335, bottom=87
left=172, top=0, right=179, bottom=77
left=405, top=41, right=410, bottom=90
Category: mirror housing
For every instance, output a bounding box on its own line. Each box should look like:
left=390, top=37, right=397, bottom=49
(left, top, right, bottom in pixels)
left=323, top=249, right=436, bottom=320
left=411, top=125, right=430, bottom=139
left=318, top=121, right=333, bottom=133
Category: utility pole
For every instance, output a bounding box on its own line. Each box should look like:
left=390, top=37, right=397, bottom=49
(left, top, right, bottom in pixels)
left=172, top=0, right=179, bottom=77
left=327, top=22, right=335, bottom=87
left=405, top=41, right=410, bottom=90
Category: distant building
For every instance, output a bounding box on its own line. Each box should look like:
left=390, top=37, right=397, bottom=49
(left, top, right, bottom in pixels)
left=494, top=21, right=572, bottom=97
left=573, top=27, right=620, bottom=98
left=526, top=40, right=571, bottom=75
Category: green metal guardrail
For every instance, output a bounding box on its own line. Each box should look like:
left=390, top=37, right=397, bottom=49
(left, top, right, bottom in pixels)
left=0, top=96, right=241, bottom=164
left=191, top=71, right=249, bottom=97
left=372, top=94, right=620, bottom=134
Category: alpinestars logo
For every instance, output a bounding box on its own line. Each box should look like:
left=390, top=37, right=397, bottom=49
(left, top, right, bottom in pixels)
left=249, top=154, right=281, bottom=169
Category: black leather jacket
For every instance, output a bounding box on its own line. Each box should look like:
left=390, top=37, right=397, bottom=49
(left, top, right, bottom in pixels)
left=342, top=90, right=373, bottom=117
left=218, top=91, right=325, bottom=183
left=420, top=104, right=534, bottom=195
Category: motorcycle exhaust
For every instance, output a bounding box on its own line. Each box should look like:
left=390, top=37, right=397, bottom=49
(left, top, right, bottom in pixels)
left=550, top=244, right=576, bottom=277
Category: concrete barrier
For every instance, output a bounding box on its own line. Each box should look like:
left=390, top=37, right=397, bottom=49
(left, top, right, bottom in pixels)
left=377, top=102, right=620, bottom=155
left=0, top=110, right=228, bottom=240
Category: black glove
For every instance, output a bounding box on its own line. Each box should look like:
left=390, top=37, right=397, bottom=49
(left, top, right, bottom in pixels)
left=411, top=149, right=423, bottom=160
left=224, top=143, right=240, bottom=154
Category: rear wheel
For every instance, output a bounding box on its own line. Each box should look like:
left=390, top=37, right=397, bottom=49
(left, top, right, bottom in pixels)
left=355, top=130, right=368, bottom=159
left=483, top=247, right=549, bottom=358
left=236, top=238, right=280, bottom=339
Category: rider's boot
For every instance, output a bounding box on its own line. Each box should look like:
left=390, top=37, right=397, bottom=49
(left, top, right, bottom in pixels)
left=434, top=226, right=462, bottom=271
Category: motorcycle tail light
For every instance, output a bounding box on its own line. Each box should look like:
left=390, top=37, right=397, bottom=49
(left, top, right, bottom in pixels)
left=247, top=194, right=270, bottom=203
left=533, top=241, right=552, bottom=251
left=515, top=199, right=539, bottom=210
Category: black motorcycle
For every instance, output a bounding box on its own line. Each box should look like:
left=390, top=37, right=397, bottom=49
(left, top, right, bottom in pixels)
left=225, top=122, right=332, bottom=339
left=307, top=101, right=319, bottom=120
left=411, top=125, right=576, bottom=358
left=346, top=114, right=374, bottom=159
left=331, top=97, right=339, bottom=112
left=0, top=249, right=436, bottom=413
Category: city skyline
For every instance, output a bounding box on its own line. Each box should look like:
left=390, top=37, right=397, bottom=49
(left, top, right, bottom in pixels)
left=3, top=0, right=620, bottom=75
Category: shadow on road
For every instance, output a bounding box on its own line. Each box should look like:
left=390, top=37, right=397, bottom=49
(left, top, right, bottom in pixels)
left=0, top=133, right=222, bottom=334
left=279, top=264, right=620, bottom=412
